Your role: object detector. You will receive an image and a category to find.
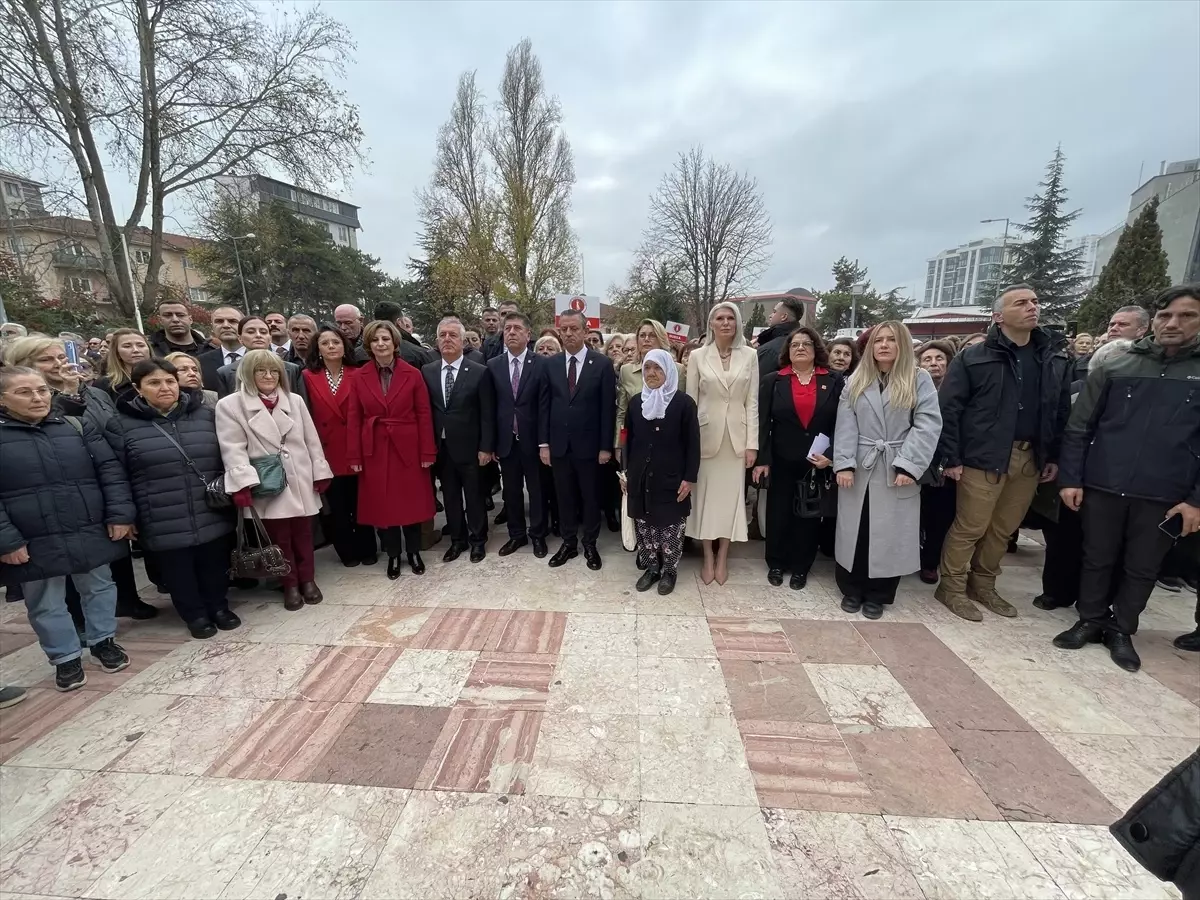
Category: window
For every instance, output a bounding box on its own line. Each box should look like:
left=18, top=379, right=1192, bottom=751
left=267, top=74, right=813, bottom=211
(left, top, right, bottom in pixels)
left=4, top=182, right=20, bottom=198
left=133, top=249, right=151, bottom=265
left=180, top=253, right=190, bottom=269
left=64, top=276, right=92, bottom=293
left=188, top=287, right=209, bottom=303
left=336, top=225, right=349, bottom=244
left=7, top=237, right=22, bottom=255
left=61, top=241, right=87, bottom=257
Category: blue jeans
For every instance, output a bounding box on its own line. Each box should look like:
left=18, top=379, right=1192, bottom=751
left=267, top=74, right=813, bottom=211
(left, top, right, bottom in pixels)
left=23, top=564, right=118, bottom=665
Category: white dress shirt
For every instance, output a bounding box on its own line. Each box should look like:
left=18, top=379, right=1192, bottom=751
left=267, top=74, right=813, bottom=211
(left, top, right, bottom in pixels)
left=506, top=349, right=526, bottom=384
left=223, top=346, right=247, bottom=366
left=564, top=347, right=587, bottom=377
left=441, top=354, right=464, bottom=407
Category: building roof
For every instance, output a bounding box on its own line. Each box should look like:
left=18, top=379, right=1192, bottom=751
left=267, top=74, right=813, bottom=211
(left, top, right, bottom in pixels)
left=0, top=170, right=46, bottom=188
left=11, top=215, right=209, bottom=252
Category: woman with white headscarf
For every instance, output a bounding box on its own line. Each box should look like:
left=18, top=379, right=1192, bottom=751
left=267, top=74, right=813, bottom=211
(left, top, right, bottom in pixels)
left=622, top=349, right=700, bottom=595
left=685, top=301, right=760, bottom=584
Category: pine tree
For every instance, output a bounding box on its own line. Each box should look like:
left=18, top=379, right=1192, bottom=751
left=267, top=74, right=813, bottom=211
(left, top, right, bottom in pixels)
left=1075, top=197, right=1170, bottom=332
left=743, top=302, right=766, bottom=340
left=1003, top=146, right=1086, bottom=320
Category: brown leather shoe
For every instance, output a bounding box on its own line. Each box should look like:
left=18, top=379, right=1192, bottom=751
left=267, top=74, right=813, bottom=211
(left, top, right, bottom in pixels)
left=283, top=586, right=304, bottom=611
left=935, top=584, right=983, bottom=622
left=300, top=581, right=323, bottom=605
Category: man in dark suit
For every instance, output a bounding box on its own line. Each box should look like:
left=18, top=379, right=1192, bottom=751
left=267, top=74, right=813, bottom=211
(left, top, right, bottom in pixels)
left=215, top=316, right=308, bottom=401
left=199, top=305, right=246, bottom=391
left=545, top=308, right=616, bottom=569
left=423, top=316, right=496, bottom=563
left=488, top=311, right=551, bottom=558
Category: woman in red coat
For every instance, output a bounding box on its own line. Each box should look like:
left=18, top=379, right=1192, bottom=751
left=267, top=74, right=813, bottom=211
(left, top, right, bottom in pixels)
left=302, top=325, right=378, bottom=568
left=348, top=320, right=437, bottom=580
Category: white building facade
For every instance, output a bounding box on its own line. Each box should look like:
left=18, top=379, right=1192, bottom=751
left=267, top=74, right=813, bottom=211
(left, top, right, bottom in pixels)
left=921, top=237, right=1013, bottom=308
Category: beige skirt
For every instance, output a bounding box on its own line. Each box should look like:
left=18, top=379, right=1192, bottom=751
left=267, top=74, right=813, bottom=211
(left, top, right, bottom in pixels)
left=685, top=430, right=748, bottom=542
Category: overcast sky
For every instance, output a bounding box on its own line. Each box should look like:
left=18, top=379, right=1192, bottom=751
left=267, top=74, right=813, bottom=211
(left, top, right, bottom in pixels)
left=202, top=0, right=1200, bottom=299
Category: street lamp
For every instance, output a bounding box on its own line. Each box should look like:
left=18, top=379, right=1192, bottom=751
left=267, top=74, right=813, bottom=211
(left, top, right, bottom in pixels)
left=980, top=217, right=1010, bottom=302
left=230, top=232, right=255, bottom=310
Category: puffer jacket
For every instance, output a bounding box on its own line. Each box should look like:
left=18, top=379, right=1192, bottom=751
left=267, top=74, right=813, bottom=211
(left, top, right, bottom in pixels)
left=52, top=384, right=116, bottom=434
left=1111, top=749, right=1200, bottom=900
left=1058, top=337, right=1200, bottom=506
left=0, top=411, right=135, bottom=585
left=937, top=324, right=1071, bottom=474
left=103, top=389, right=234, bottom=552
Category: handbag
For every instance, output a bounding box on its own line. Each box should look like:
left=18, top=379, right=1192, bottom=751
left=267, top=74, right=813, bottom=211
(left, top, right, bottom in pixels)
left=795, top=468, right=838, bottom=520
left=249, top=453, right=287, bottom=498
left=152, top=422, right=231, bottom=510
left=229, top=507, right=292, bottom=579
left=617, top=471, right=637, bottom=552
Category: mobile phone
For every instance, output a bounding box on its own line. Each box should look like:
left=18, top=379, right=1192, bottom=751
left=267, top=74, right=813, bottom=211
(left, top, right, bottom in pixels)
left=1160, top=514, right=1184, bottom=540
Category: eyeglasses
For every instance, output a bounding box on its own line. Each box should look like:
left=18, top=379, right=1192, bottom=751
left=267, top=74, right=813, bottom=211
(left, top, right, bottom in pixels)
left=791, top=342, right=815, bottom=350
left=253, top=369, right=279, bottom=377
left=3, top=386, right=52, bottom=399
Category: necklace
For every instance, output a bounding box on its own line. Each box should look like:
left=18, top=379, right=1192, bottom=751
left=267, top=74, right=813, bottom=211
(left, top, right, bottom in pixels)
left=717, top=345, right=733, bottom=360
left=795, top=370, right=815, bottom=385
left=325, top=366, right=343, bottom=395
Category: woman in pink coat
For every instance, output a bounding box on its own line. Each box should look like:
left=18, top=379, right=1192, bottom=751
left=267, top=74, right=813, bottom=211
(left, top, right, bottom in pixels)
left=216, top=350, right=334, bottom=611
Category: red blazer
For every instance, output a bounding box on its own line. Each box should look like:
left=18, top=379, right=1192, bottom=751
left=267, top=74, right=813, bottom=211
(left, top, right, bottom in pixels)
left=346, top=359, right=437, bottom=527
left=302, top=366, right=358, bottom=476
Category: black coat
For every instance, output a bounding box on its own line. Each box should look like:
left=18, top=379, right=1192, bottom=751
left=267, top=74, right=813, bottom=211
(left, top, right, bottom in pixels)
left=0, top=411, right=135, bottom=585
left=422, top=355, right=497, bottom=464
left=216, top=358, right=308, bottom=402
left=149, top=328, right=209, bottom=359
left=757, top=369, right=843, bottom=467
left=199, top=345, right=234, bottom=392
left=488, top=349, right=550, bottom=458
left=755, top=322, right=792, bottom=376
left=103, top=390, right=235, bottom=552
left=546, top=349, right=617, bottom=459
left=624, top=393, right=700, bottom=526
left=53, top=385, right=116, bottom=434
left=937, top=324, right=1071, bottom=474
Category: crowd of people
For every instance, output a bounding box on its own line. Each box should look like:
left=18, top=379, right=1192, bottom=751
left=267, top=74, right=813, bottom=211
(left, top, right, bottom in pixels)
left=1, top=281, right=1199, bottom=702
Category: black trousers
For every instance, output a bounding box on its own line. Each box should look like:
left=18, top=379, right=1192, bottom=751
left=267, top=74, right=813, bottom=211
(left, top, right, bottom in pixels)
left=156, top=536, right=232, bottom=624
left=437, top=443, right=487, bottom=549
left=1040, top=501, right=1084, bottom=606
left=919, top=482, right=958, bottom=572
left=540, top=461, right=560, bottom=534
left=1078, top=489, right=1175, bottom=636
left=600, top=458, right=621, bottom=523
left=552, top=454, right=600, bottom=548
left=499, top=440, right=546, bottom=540
left=765, top=463, right=821, bottom=574
left=325, top=474, right=377, bottom=564
left=379, top=524, right=423, bottom=558
left=836, top=488, right=901, bottom=605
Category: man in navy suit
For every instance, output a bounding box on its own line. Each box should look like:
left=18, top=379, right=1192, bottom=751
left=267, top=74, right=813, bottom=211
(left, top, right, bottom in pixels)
left=545, top=308, right=616, bottom=569
left=488, top=312, right=551, bottom=558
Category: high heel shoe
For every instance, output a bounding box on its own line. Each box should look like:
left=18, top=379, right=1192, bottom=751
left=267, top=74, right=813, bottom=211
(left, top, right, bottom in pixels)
left=407, top=552, right=425, bottom=575
left=386, top=556, right=402, bottom=580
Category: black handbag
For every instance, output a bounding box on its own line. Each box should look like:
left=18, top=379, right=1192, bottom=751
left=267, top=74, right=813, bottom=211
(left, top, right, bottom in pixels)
left=795, top=468, right=838, bottom=519
left=229, top=507, right=292, bottom=579
left=152, top=422, right=231, bottom=510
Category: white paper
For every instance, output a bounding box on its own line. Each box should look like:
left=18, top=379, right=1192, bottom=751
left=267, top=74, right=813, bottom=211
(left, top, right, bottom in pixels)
left=807, top=433, right=830, bottom=459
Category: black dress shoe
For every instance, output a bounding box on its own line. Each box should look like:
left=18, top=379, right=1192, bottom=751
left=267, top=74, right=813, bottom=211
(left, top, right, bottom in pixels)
left=1174, top=629, right=1200, bottom=652
left=532, top=537, right=548, bottom=559
left=387, top=556, right=402, bottom=580
left=443, top=543, right=466, bottom=563
left=657, top=570, right=678, bottom=595
left=495, top=508, right=508, bottom=526
left=470, top=545, right=486, bottom=563
left=636, top=566, right=661, bottom=592
left=1105, top=632, right=1141, bottom=672
left=789, top=571, right=807, bottom=591
left=1033, top=594, right=1075, bottom=610
left=407, top=553, right=426, bottom=575
left=1053, top=620, right=1105, bottom=649
left=605, top=513, right=621, bottom=533
left=548, top=544, right=578, bottom=567
left=499, top=537, right=528, bottom=557
left=584, top=546, right=602, bottom=570
left=841, top=595, right=863, bottom=614
left=767, top=568, right=784, bottom=587
left=212, top=608, right=241, bottom=631
left=861, top=601, right=884, bottom=620
left=342, top=559, right=362, bottom=568
left=187, top=617, right=217, bottom=639
left=362, top=554, right=379, bottom=566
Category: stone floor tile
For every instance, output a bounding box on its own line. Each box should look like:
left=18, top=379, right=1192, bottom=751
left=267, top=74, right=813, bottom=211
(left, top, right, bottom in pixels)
left=548, top=653, right=637, bottom=716
left=889, top=665, right=1034, bottom=732
left=637, top=614, right=717, bottom=658
left=0, top=767, right=93, bottom=850
left=740, top=720, right=877, bottom=813
left=559, top=613, right=637, bottom=657
left=708, top=617, right=797, bottom=660
left=853, top=621, right=968, bottom=669
left=106, top=696, right=271, bottom=776
left=118, top=640, right=325, bottom=700
left=1137, top=630, right=1200, bottom=705
left=886, top=816, right=1066, bottom=899
left=841, top=727, right=1000, bottom=820
left=633, top=802, right=782, bottom=900
left=1086, top=670, right=1200, bottom=739
left=0, top=687, right=105, bottom=764
left=0, top=624, right=38, bottom=660
left=805, top=664, right=931, bottom=728
left=1043, top=733, right=1198, bottom=811
left=294, top=644, right=402, bottom=703
left=485, top=610, right=567, bottom=654
left=408, top=608, right=513, bottom=651
left=247, top=603, right=371, bottom=645
left=528, top=713, right=640, bottom=801
left=973, top=665, right=1144, bottom=735
left=339, top=606, right=435, bottom=647
left=638, top=715, right=757, bottom=806
left=763, top=808, right=924, bottom=900
left=416, top=705, right=542, bottom=794
left=366, top=648, right=478, bottom=706
left=206, top=698, right=359, bottom=781
left=305, top=704, right=450, bottom=789
left=457, top=652, right=556, bottom=710
left=779, top=620, right=880, bottom=664
left=720, top=657, right=831, bottom=724
left=637, top=656, right=731, bottom=717
left=0, top=643, right=59, bottom=690
left=699, top=584, right=795, bottom=618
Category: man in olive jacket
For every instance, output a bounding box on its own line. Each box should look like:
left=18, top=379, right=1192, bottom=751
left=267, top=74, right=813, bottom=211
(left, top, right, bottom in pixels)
left=1054, top=284, right=1200, bottom=673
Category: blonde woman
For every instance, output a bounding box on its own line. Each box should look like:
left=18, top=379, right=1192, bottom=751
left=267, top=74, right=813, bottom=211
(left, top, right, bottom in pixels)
left=4, top=335, right=116, bottom=433
left=604, top=334, right=627, bottom=372
left=96, top=329, right=150, bottom=401
left=215, top=349, right=334, bottom=611
left=615, top=319, right=686, bottom=453
left=685, top=301, right=759, bottom=584
left=164, top=352, right=218, bottom=408
left=833, top=321, right=942, bottom=619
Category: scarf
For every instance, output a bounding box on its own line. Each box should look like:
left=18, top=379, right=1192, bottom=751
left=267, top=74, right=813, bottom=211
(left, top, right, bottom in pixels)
left=640, top=348, right=678, bottom=420
left=259, top=390, right=280, bottom=411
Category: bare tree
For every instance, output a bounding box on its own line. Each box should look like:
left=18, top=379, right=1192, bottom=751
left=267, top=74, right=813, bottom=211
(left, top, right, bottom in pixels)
left=0, top=0, right=364, bottom=317
left=487, top=38, right=577, bottom=309
left=644, top=146, right=773, bottom=323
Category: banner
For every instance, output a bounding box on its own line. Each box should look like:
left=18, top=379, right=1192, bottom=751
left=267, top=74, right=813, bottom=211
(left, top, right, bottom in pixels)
left=553, top=294, right=601, bottom=329
left=665, top=321, right=691, bottom=344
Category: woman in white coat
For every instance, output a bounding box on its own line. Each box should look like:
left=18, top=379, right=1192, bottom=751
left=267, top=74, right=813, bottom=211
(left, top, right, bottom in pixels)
left=833, top=321, right=942, bottom=619
left=685, top=301, right=759, bottom=585
left=216, top=349, right=334, bottom=611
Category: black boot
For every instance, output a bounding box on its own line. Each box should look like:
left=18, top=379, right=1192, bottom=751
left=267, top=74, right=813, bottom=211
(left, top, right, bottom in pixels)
left=636, top=565, right=661, bottom=592
left=1174, top=628, right=1200, bottom=652
left=1104, top=632, right=1141, bottom=672
left=387, top=556, right=402, bottom=580
left=1052, top=620, right=1105, bottom=650
left=408, top=553, right=426, bottom=575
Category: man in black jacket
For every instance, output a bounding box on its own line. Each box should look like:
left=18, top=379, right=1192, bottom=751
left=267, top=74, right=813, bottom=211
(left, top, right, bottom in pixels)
left=423, top=317, right=496, bottom=563
left=755, top=292, right=815, bottom=376
left=935, top=284, right=1071, bottom=621
left=148, top=298, right=209, bottom=358
left=1054, top=284, right=1200, bottom=672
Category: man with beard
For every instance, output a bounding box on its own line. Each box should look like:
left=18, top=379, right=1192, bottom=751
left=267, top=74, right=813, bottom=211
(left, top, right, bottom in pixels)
left=148, top=298, right=208, bottom=358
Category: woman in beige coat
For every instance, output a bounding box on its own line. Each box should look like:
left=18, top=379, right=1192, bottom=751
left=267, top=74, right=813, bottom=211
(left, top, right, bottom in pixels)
left=685, top=301, right=759, bottom=584
left=216, top=350, right=334, bottom=611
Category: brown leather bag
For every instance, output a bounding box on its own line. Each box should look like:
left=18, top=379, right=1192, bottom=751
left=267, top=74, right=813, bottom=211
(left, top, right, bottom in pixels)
left=229, top=507, right=291, bottom=580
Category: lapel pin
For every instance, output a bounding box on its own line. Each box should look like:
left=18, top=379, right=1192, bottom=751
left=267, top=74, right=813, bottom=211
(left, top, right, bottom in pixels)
left=821, top=385, right=827, bottom=390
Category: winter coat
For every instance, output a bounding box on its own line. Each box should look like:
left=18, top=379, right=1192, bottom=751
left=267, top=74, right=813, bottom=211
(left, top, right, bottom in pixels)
left=103, top=389, right=234, bottom=552
left=1111, top=748, right=1200, bottom=900
left=937, top=324, right=1071, bottom=474
left=624, top=393, right=700, bottom=526
left=0, top=411, right=135, bottom=586
left=149, top=329, right=209, bottom=359
left=215, top=388, right=334, bottom=520
left=347, top=360, right=437, bottom=528
left=52, top=385, right=116, bottom=434
left=1059, top=337, right=1200, bottom=506
left=834, top=369, right=942, bottom=577
left=302, top=366, right=359, bottom=476
left=755, top=321, right=793, bottom=376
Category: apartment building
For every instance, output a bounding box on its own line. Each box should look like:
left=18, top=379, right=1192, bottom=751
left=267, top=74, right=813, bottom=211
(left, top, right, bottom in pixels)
left=217, top=174, right=361, bottom=249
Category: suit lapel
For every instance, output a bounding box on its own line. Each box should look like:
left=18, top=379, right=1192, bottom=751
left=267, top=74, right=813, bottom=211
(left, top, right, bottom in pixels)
left=514, top=352, right=535, bottom=401
left=865, top=378, right=887, bottom=428
left=812, top=372, right=836, bottom=422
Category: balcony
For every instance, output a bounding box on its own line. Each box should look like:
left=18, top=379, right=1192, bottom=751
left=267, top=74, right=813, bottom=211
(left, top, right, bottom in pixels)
left=52, top=249, right=104, bottom=270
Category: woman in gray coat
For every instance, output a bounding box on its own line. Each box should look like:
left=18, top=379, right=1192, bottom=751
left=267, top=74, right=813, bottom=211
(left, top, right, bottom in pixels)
left=833, top=321, right=942, bottom=619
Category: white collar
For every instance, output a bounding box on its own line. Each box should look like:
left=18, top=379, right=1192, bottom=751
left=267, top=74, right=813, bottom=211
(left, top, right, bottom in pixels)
left=442, top=355, right=464, bottom=370
left=567, top=347, right=587, bottom=365
left=506, top=348, right=527, bottom=365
